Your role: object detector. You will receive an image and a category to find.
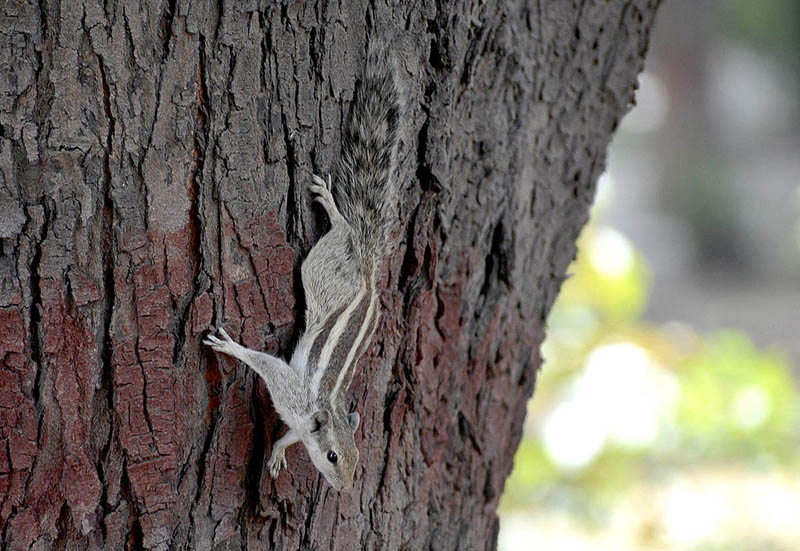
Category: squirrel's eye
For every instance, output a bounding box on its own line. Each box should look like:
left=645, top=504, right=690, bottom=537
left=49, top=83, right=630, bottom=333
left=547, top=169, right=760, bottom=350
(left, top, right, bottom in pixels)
left=326, top=450, right=338, bottom=464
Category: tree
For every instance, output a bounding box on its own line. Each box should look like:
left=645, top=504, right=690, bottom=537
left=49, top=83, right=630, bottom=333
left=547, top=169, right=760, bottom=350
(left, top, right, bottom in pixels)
left=0, top=1, right=660, bottom=549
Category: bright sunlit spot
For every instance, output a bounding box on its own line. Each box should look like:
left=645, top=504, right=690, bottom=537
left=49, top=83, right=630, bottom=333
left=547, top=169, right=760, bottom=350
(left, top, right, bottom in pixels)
left=732, top=386, right=771, bottom=431
left=542, top=398, right=606, bottom=470
left=541, top=343, right=679, bottom=470
left=662, top=476, right=731, bottom=546
left=659, top=471, right=800, bottom=548
left=578, top=343, right=679, bottom=447
left=588, top=227, right=635, bottom=280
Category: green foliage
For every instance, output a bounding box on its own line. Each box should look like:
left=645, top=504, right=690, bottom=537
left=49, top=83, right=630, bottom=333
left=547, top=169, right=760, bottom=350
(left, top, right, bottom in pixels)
left=558, top=225, right=649, bottom=322
left=500, top=439, right=556, bottom=510
left=678, top=331, right=798, bottom=463
left=500, top=217, right=800, bottom=523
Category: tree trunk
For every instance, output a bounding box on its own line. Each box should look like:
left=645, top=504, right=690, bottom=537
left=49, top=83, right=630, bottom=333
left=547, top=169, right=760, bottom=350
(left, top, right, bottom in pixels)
left=0, top=1, right=660, bottom=549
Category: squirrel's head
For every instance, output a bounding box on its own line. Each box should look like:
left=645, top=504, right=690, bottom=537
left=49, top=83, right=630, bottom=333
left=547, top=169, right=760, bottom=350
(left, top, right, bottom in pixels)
left=305, top=408, right=360, bottom=492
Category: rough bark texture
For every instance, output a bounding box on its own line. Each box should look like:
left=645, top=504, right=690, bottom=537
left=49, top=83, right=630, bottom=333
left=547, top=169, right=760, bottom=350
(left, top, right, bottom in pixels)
left=0, top=1, right=659, bottom=549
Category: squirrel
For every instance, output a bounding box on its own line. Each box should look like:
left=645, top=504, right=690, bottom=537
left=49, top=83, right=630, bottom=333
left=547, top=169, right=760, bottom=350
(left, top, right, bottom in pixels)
left=204, top=40, right=400, bottom=492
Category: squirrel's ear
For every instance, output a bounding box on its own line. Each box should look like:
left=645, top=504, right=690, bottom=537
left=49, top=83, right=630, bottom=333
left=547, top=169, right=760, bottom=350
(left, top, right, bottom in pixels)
left=347, top=412, right=360, bottom=432
left=311, top=410, right=329, bottom=432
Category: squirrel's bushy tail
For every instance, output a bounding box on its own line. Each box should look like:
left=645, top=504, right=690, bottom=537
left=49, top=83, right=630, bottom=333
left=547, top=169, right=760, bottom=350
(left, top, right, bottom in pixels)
left=333, top=39, right=400, bottom=268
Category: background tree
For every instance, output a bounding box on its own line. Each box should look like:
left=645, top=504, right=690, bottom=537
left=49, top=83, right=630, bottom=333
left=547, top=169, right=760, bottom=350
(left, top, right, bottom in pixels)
left=0, top=1, right=660, bottom=549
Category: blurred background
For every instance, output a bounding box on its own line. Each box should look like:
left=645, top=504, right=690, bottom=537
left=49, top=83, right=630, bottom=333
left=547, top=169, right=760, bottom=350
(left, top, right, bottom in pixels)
left=499, top=1, right=800, bottom=549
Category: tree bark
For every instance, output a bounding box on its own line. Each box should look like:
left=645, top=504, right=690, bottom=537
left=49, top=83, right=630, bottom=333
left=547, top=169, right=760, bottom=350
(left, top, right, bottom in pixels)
left=0, top=1, right=660, bottom=549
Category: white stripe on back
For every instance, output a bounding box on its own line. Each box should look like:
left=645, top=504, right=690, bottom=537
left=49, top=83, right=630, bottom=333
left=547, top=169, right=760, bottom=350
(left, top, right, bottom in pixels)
left=332, top=285, right=378, bottom=399
left=311, top=281, right=367, bottom=399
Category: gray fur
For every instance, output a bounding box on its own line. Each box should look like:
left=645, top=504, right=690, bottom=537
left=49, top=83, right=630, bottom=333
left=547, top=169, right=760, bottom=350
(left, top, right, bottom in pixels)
left=205, top=41, right=400, bottom=492
left=332, top=39, right=401, bottom=266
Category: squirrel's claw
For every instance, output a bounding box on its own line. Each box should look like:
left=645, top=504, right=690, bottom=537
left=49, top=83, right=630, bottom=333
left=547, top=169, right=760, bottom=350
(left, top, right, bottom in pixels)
left=217, top=327, right=233, bottom=343
left=309, top=174, right=345, bottom=223
left=268, top=450, right=287, bottom=478
left=203, top=327, right=235, bottom=352
left=312, top=173, right=332, bottom=191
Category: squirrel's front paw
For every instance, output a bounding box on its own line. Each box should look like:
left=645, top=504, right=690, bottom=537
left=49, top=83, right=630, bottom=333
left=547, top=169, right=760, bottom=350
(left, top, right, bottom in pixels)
left=268, top=449, right=287, bottom=478
left=203, top=327, right=236, bottom=355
